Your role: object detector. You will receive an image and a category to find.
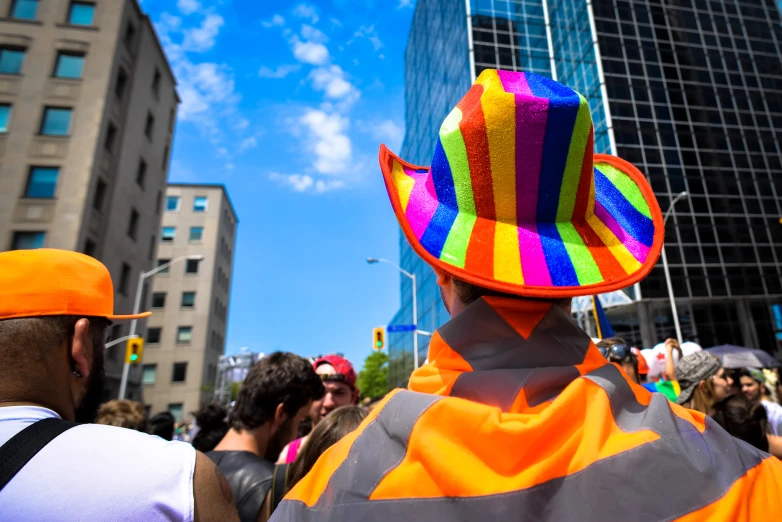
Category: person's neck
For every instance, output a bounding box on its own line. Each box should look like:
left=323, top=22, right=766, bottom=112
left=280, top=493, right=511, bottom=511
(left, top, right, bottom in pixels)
left=0, top=394, right=74, bottom=421
left=213, top=425, right=269, bottom=457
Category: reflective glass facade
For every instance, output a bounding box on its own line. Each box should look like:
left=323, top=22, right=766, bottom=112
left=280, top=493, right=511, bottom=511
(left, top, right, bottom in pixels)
left=595, top=0, right=782, bottom=352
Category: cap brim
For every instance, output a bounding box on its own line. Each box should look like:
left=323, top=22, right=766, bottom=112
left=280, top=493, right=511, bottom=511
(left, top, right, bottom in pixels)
left=379, top=145, right=664, bottom=297
left=106, top=311, right=152, bottom=321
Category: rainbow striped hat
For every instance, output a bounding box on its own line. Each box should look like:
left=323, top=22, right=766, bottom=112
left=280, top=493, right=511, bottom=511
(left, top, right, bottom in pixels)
left=379, top=69, right=664, bottom=297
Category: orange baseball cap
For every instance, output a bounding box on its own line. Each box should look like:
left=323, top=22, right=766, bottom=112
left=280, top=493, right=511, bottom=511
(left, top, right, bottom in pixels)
left=0, top=249, right=151, bottom=321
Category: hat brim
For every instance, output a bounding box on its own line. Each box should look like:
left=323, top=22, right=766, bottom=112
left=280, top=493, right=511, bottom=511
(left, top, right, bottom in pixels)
left=106, top=311, right=152, bottom=321
left=379, top=145, right=664, bottom=298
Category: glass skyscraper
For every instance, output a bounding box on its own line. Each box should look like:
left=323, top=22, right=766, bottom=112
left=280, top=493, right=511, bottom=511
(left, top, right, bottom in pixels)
left=388, top=0, right=782, bottom=385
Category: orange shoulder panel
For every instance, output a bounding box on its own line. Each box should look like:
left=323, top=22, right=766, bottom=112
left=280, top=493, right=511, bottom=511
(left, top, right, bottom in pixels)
left=371, top=377, right=660, bottom=500
left=676, top=457, right=782, bottom=521
left=284, top=389, right=402, bottom=507
left=409, top=331, right=474, bottom=396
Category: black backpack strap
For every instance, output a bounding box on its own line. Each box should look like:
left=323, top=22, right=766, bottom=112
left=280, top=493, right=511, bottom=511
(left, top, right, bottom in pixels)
left=270, top=463, right=289, bottom=512
left=0, top=417, right=78, bottom=492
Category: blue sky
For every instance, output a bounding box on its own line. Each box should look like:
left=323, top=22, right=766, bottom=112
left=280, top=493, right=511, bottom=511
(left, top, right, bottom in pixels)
left=139, top=0, right=417, bottom=369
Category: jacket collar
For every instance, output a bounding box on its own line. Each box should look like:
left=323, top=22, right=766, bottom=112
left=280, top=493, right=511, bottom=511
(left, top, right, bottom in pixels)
left=408, top=297, right=607, bottom=411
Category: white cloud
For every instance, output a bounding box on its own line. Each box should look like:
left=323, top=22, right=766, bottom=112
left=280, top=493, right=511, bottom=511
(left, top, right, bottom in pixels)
left=182, top=13, right=224, bottom=52
left=262, top=14, right=285, bottom=28
left=176, top=61, right=237, bottom=123
left=292, top=3, right=319, bottom=24
left=398, top=0, right=414, bottom=7
left=299, top=109, right=352, bottom=175
left=177, top=0, right=200, bottom=15
left=239, top=136, right=258, bottom=152
left=309, top=66, right=359, bottom=105
left=353, top=25, right=383, bottom=52
left=270, top=173, right=346, bottom=193
left=371, top=120, right=404, bottom=151
left=292, top=40, right=329, bottom=65
left=259, top=64, right=300, bottom=78
left=300, top=24, right=328, bottom=43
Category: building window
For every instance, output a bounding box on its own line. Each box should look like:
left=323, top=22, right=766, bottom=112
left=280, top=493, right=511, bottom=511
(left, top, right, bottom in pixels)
left=152, top=68, right=161, bottom=96
left=11, top=231, right=44, bottom=250
left=168, top=403, right=183, bottom=421
left=161, top=226, right=175, bottom=242
left=181, top=292, right=196, bottom=308
left=9, top=0, right=38, bottom=20
left=0, top=48, right=25, bottom=75
left=124, top=22, right=136, bottom=49
left=166, top=195, right=180, bottom=211
left=157, top=258, right=170, bottom=274
left=193, top=196, right=208, bottom=212
left=93, top=178, right=106, bottom=210
left=127, top=207, right=139, bottom=240
left=68, top=2, right=95, bottom=26
left=54, top=52, right=84, bottom=79
left=185, top=259, right=199, bottom=274
left=136, top=159, right=147, bottom=188
left=104, top=122, right=117, bottom=151
left=176, top=327, right=192, bottom=344
left=152, top=292, right=166, bottom=308
left=189, top=226, right=203, bottom=242
left=0, top=104, right=10, bottom=132
left=25, top=167, right=59, bottom=198
left=115, top=68, right=128, bottom=99
left=144, top=112, right=155, bottom=140
left=83, top=238, right=96, bottom=257
left=147, top=327, right=161, bottom=344
left=142, top=364, right=157, bottom=385
left=119, top=263, right=131, bottom=296
left=40, top=107, right=72, bottom=136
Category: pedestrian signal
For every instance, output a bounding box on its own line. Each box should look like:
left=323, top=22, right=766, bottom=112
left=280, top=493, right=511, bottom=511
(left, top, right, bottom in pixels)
left=372, top=327, right=385, bottom=350
left=125, top=338, right=144, bottom=364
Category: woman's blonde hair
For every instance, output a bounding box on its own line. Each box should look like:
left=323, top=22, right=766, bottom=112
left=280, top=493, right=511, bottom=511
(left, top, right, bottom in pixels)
left=96, top=399, right=147, bottom=432
left=682, top=378, right=717, bottom=414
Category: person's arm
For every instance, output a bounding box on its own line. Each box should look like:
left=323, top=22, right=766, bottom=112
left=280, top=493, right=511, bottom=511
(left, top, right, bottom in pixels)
left=768, top=434, right=782, bottom=459
left=193, top=451, right=240, bottom=522
left=663, top=339, right=681, bottom=383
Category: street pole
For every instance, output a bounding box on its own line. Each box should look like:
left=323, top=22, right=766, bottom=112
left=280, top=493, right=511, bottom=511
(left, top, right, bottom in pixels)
left=117, top=254, right=203, bottom=400
left=367, top=257, right=420, bottom=371
left=662, top=191, right=688, bottom=343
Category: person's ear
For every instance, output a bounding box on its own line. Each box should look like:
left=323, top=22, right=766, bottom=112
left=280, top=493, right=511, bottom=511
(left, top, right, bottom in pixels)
left=433, top=266, right=451, bottom=287
left=697, top=380, right=706, bottom=390
left=71, top=318, right=92, bottom=379
left=273, top=403, right=286, bottom=430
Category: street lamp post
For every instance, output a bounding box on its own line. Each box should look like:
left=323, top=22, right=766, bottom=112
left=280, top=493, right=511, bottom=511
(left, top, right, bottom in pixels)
left=367, top=258, right=419, bottom=370
left=117, top=254, right=203, bottom=399
left=661, top=191, right=688, bottom=343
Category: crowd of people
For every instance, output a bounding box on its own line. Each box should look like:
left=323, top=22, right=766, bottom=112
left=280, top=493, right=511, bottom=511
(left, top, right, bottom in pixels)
left=3, top=68, right=782, bottom=520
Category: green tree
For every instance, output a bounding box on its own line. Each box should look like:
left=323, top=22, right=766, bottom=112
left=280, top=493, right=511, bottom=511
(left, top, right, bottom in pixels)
left=357, top=351, right=390, bottom=400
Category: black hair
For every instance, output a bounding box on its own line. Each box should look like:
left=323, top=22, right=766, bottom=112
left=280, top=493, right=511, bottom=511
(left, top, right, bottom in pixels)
left=710, top=394, right=769, bottom=452
left=191, top=402, right=229, bottom=453
left=452, top=279, right=572, bottom=309
left=228, top=352, right=325, bottom=431
left=148, top=411, right=176, bottom=441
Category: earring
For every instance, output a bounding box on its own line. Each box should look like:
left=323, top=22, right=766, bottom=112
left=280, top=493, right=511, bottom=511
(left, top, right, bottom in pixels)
left=73, top=369, right=83, bottom=378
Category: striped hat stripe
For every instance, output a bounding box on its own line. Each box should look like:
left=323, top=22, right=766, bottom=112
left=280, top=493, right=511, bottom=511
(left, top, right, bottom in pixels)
left=556, top=222, right=604, bottom=285
left=420, top=203, right=457, bottom=259
left=430, top=139, right=457, bottom=210
left=594, top=201, right=651, bottom=263
left=595, top=170, right=655, bottom=247
left=392, top=162, right=415, bottom=213
left=460, top=87, right=495, bottom=222
left=519, top=225, right=552, bottom=286
left=440, top=213, right=476, bottom=268
left=599, top=163, right=652, bottom=218
left=539, top=222, right=580, bottom=286
left=439, top=109, right=475, bottom=214
left=405, top=168, right=437, bottom=239
left=586, top=214, right=643, bottom=274
left=556, top=96, right=592, bottom=223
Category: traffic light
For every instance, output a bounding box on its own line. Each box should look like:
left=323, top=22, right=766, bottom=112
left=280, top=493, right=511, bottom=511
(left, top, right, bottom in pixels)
left=372, top=327, right=385, bottom=350
left=125, top=338, right=144, bottom=364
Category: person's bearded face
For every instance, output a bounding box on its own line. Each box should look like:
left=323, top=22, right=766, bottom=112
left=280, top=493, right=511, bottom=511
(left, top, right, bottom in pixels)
left=264, top=416, right=295, bottom=462
left=74, top=334, right=106, bottom=424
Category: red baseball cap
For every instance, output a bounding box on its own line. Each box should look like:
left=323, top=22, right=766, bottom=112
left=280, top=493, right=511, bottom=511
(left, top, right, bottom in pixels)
left=314, top=354, right=356, bottom=389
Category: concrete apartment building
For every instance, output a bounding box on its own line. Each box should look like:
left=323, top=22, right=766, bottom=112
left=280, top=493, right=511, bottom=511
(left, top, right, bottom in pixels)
left=141, top=184, right=237, bottom=421
left=0, top=0, right=178, bottom=399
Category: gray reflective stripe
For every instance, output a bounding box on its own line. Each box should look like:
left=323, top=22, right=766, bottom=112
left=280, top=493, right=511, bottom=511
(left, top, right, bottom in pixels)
left=450, top=366, right=580, bottom=410
left=273, top=365, right=767, bottom=522
left=437, top=299, right=589, bottom=370
left=312, top=390, right=442, bottom=508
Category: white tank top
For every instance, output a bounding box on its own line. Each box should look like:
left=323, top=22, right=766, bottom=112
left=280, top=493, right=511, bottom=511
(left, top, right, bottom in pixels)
left=0, top=405, right=195, bottom=521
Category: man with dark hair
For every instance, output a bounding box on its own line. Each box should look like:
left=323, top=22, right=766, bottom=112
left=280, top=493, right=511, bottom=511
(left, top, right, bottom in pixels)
left=209, top=352, right=324, bottom=522
left=274, top=70, right=782, bottom=520
left=148, top=411, right=176, bottom=441
left=0, top=249, right=238, bottom=521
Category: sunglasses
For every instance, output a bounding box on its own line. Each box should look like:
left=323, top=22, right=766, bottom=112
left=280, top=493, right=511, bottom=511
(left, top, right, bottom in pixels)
left=599, top=344, right=632, bottom=361
left=319, top=373, right=349, bottom=383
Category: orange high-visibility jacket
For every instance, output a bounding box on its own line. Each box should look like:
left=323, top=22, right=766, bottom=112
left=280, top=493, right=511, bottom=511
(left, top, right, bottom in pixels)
left=274, top=297, right=782, bottom=521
